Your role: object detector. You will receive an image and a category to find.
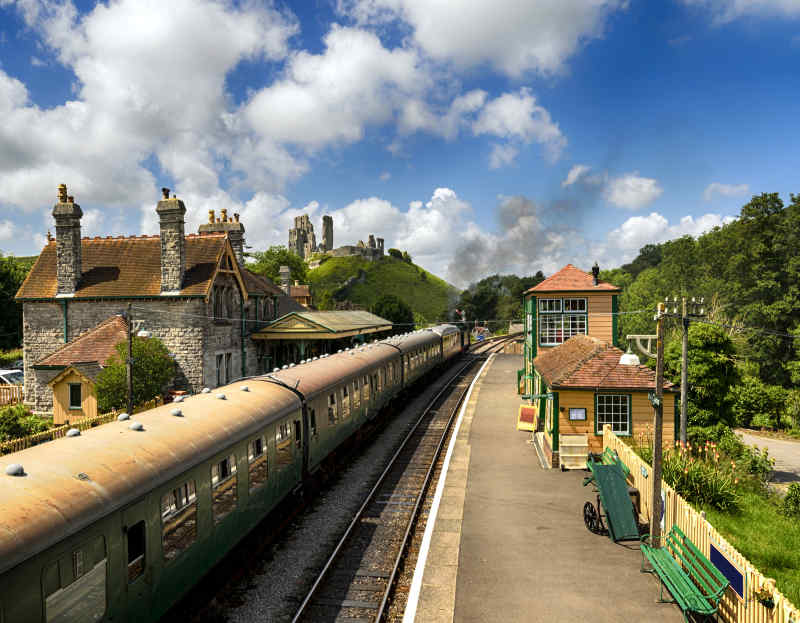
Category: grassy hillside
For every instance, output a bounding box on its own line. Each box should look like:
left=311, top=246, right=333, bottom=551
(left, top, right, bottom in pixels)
left=307, top=256, right=459, bottom=323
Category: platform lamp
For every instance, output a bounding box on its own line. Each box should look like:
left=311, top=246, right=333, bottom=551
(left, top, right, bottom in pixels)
left=618, top=340, right=641, bottom=366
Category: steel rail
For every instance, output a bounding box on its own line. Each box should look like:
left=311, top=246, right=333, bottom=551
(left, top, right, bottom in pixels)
left=291, top=356, right=478, bottom=623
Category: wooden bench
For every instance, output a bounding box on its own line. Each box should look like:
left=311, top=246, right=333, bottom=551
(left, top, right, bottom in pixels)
left=640, top=524, right=729, bottom=622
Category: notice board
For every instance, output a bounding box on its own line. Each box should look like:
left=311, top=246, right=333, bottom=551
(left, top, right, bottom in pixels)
left=710, top=541, right=746, bottom=601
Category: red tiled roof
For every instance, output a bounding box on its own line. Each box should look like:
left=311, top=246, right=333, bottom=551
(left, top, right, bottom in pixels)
left=37, top=315, right=128, bottom=366
left=526, top=264, right=620, bottom=293
left=534, top=334, right=675, bottom=392
left=289, top=284, right=311, bottom=297
left=16, top=234, right=227, bottom=299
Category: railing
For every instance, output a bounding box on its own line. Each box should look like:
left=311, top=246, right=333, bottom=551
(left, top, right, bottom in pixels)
left=0, top=396, right=163, bottom=455
left=0, top=385, right=23, bottom=406
left=603, top=424, right=799, bottom=623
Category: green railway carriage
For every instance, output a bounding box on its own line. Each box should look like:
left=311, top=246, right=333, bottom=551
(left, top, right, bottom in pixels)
left=0, top=326, right=466, bottom=623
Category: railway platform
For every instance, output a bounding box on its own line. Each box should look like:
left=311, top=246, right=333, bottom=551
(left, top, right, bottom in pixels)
left=407, top=353, right=683, bottom=623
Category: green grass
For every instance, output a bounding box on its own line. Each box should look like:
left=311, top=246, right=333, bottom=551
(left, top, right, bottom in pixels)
left=307, top=256, right=459, bottom=323
left=703, top=491, right=800, bottom=608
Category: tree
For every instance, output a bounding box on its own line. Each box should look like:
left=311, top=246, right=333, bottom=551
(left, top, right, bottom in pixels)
left=371, top=294, right=414, bottom=335
left=402, top=251, right=412, bottom=264
left=95, top=336, right=175, bottom=413
left=0, top=254, right=28, bottom=350
left=249, top=246, right=307, bottom=284
left=621, top=243, right=663, bottom=278
left=663, top=323, right=739, bottom=427
left=730, top=376, right=787, bottom=429
left=387, top=248, right=403, bottom=260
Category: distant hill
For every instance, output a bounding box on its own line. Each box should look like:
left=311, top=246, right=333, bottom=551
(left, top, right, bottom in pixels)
left=307, top=256, right=459, bottom=323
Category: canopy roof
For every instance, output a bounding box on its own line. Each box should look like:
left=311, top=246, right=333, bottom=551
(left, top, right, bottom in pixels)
left=253, top=310, right=392, bottom=340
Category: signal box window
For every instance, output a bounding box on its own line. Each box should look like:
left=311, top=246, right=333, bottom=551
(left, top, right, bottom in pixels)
left=161, top=480, right=197, bottom=561
left=211, top=454, right=238, bottom=522
left=127, top=521, right=146, bottom=583
left=248, top=436, right=268, bottom=492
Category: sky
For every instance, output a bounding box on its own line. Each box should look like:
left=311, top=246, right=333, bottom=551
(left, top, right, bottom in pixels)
left=0, top=0, right=798, bottom=287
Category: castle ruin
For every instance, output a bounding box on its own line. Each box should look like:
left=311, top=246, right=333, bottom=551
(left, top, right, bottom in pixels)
left=288, top=214, right=384, bottom=265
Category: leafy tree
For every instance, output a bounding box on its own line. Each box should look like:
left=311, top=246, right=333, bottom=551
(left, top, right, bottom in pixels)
left=95, top=336, right=175, bottom=413
left=598, top=267, right=633, bottom=291
left=402, top=251, right=412, bottom=264
left=621, top=243, right=663, bottom=278
left=371, top=294, right=414, bottom=334
left=387, top=248, right=403, bottom=260
left=730, top=376, right=787, bottom=429
left=249, top=246, right=307, bottom=284
left=0, top=254, right=28, bottom=350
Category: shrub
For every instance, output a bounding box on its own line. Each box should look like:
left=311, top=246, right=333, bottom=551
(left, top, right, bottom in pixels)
left=0, top=404, right=52, bottom=441
left=387, top=248, right=403, bottom=260
left=781, top=483, right=800, bottom=519
left=0, top=348, right=22, bottom=368
left=730, top=376, right=787, bottom=429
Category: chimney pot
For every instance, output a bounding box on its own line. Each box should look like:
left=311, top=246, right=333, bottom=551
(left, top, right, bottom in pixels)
left=162, top=187, right=170, bottom=199
left=233, top=213, right=240, bottom=223
left=58, top=183, right=67, bottom=203
left=221, top=208, right=228, bottom=223
left=208, top=210, right=215, bottom=224
left=591, top=262, right=600, bottom=286
left=67, top=196, right=74, bottom=203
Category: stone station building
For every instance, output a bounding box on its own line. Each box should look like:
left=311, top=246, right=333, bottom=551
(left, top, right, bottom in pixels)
left=16, top=185, right=304, bottom=416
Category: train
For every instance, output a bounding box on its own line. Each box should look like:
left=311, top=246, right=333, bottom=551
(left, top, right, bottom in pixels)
left=0, top=324, right=468, bottom=623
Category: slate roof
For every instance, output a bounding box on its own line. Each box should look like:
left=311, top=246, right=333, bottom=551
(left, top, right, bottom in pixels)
left=37, top=315, right=128, bottom=367
left=16, top=234, right=228, bottom=300
left=533, top=334, right=676, bottom=392
left=240, top=268, right=283, bottom=296
left=527, top=264, right=620, bottom=293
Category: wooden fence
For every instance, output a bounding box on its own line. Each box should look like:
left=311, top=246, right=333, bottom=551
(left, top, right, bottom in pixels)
left=0, top=385, right=23, bottom=406
left=0, top=396, right=163, bottom=455
left=603, top=425, right=799, bottom=623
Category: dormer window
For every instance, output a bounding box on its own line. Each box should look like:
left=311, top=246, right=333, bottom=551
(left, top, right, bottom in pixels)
left=539, top=297, right=587, bottom=346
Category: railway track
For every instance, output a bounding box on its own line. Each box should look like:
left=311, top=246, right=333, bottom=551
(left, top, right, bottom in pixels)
left=291, top=351, right=495, bottom=623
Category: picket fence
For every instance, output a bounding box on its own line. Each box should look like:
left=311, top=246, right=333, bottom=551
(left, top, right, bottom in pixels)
left=0, top=396, right=163, bottom=455
left=603, top=425, right=799, bottom=623
left=0, top=385, right=23, bottom=406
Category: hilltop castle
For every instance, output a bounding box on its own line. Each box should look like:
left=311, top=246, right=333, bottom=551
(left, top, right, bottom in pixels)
left=288, top=214, right=384, bottom=265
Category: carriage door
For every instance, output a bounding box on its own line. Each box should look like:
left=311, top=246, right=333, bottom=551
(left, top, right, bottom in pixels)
left=299, top=409, right=310, bottom=480
left=122, top=499, right=152, bottom=621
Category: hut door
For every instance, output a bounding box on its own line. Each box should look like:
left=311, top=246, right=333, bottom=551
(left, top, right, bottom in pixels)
left=122, top=499, right=152, bottom=621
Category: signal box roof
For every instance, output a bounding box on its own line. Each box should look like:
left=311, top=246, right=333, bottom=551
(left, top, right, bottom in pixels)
left=526, top=264, right=620, bottom=294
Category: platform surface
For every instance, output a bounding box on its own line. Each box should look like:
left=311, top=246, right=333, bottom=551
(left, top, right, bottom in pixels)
left=412, top=353, right=683, bottom=623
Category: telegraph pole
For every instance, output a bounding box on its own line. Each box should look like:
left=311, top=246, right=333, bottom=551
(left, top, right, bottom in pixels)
left=650, top=301, right=665, bottom=547
left=127, top=303, right=133, bottom=416
left=680, top=298, right=688, bottom=444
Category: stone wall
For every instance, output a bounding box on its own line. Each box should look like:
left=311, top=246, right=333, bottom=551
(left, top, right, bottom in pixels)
left=22, top=302, right=65, bottom=413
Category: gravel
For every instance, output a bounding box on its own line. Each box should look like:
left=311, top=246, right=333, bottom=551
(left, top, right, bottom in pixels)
left=224, top=362, right=466, bottom=623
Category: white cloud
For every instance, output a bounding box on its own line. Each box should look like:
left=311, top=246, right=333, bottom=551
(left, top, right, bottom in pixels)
left=0, top=219, right=15, bottom=241
left=488, top=144, right=518, bottom=169
left=379, top=171, right=391, bottom=181
left=703, top=182, right=749, bottom=201
left=30, top=55, right=46, bottom=67
left=680, top=0, right=800, bottom=23
left=473, top=88, right=566, bottom=166
left=561, top=164, right=592, bottom=187
left=339, top=0, right=628, bottom=77
left=603, top=172, right=663, bottom=210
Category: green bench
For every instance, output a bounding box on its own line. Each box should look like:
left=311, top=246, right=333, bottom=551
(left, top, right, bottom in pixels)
left=640, top=524, right=729, bottom=622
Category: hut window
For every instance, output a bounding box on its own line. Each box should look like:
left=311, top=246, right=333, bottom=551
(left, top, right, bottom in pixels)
left=69, top=383, right=82, bottom=409
left=161, top=481, right=197, bottom=561
left=248, top=436, right=268, bottom=491
left=127, top=521, right=146, bottom=583
left=596, top=394, right=631, bottom=436
left=211, top=454, right=237, bottom=523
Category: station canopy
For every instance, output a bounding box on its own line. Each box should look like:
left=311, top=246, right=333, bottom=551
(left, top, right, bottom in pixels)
left=252, top=310, right=393, bottom=340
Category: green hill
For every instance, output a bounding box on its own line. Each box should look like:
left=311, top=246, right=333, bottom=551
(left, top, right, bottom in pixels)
left=307, top=255, right=459, bottom=323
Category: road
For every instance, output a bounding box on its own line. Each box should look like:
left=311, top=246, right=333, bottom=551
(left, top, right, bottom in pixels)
left=736, top=429, right=800, bottom=485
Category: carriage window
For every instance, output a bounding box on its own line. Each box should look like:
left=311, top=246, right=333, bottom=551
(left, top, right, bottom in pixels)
left=363, top=376, right=370, bottom=401
left=161, top=480, right=197, bottom=561
left=127, top=521, right=146, bottom=583
left=276, top=420, right=293, bottom=466
left=43, top=536, right=107, bottom=623
left=328, top=393, right=338, bottom=424
left=353, top=380, right=360, bottom=408
left=248, top=436, right=268, bottom=491
left=309, top=408, right=317, bottom=436
left=341, top=385, right=350, bottom=418
left=211, top=454, right=238, bottom=523
left=294, top=420, right=301, bottom=446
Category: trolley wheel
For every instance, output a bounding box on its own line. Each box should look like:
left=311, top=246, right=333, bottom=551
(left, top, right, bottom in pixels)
left=583, top=501, right=599, bottom=534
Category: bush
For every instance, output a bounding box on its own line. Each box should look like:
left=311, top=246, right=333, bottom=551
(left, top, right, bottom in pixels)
left=387, top=248, right=403, bottom=260
left=95, top=336, right=175, bottom=413
left=730, top=376, right=787, bottom=429
left=781, top=483, right=800, bottom=519
left=0, top=404, right=51, bottom=441
left=688, top=424, right=773, bottom=485
left=0, top=348, right=22, bottom=368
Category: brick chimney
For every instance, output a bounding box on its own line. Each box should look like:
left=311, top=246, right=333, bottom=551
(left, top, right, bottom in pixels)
left=53, top=184, right=83, bottom=296
left=156, top=188, right=186, bottom=293
left=198, top=208, right=246, bottom=265
left=279, top=265, right=291, bottom=291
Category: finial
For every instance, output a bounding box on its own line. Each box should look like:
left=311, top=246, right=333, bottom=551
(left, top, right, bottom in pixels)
left=67, top=196, right=74, bottom=203
left=58, top=184, right=67, bottom=203
left=221, top=208, right=228, bottom=223
left=233, top=213, right=240, bottom=223
left=161, top=187, right=170, bottom=199
left=208, top=210, right=215, bottom=224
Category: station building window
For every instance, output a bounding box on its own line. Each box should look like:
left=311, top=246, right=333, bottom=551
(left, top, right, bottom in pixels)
left=211, top=454, right=238, bottom=523
left=161, top=480, right=197, bottom=561
left=595, top=394, right=631, bottom=436
left=248, top=436, right=268, bottom=491
left=43, top=535, right=107, bottom=623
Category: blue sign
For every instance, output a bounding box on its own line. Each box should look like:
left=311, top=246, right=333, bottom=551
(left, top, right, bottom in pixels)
left=710, top=542, right=745, bottom=601
left=477, top=334, right=485, bottom=342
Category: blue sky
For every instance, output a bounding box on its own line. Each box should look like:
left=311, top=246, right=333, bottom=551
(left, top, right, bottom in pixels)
left=0, top=0, right=798, bottom=286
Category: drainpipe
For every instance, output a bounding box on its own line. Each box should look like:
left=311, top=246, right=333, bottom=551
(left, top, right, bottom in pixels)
left=61, top=300, right=68, bottom=342
left=240, top=291, right=246, bottom=379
